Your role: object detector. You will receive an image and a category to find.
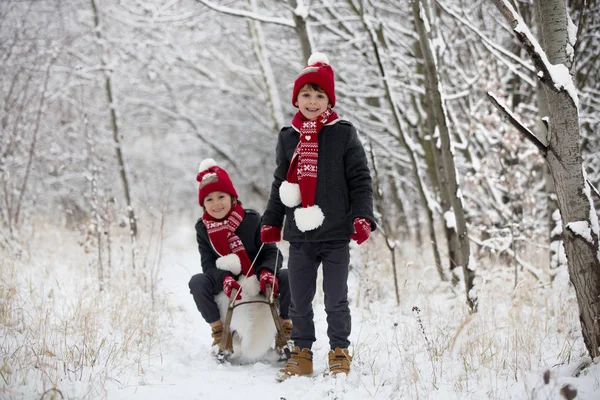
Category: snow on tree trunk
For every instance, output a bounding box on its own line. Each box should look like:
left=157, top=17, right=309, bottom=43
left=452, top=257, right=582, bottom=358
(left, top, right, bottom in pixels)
left=288, top=0, right=312, bottom=63
left=546, top=89, right=600, bottom=357
left=534, top=0, right=567, bottom=276
left=492, top=0, right=600, bottom=358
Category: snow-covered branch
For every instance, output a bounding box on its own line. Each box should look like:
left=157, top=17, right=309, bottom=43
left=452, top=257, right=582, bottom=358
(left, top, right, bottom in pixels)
left=437, top=1, right=535, bottom=74
left=489, top=0, right=579, bottom=108
left=196, top=0, right=295, bottom=27
left=487, top=92, right=547, bottom=155
left=587, top=179, right=600, bottom=202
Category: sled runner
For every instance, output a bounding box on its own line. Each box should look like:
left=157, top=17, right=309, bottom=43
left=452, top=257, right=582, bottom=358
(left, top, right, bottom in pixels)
left=217, top=284, right=290, bottom=363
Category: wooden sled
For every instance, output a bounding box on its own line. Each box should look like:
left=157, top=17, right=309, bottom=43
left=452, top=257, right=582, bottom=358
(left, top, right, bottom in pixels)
left=217, top=285, right=290, bottom=363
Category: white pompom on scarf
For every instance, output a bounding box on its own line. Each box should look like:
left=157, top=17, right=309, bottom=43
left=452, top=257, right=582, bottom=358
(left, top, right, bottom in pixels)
left=215, top=253, right=242, bottom=276
left=279, top=180, right=302, bottom=208
left=294, top=205, right=325, bottom=232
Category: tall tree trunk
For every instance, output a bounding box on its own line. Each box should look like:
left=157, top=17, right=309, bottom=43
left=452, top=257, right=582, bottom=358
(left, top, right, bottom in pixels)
left=247, top=0, right=284, bottom=132
left=413, top=0, right=476, bottom=311
left=91, top=0, right=138, bottom=239
left=412, top=2, right=460, bottom=285
left=355, top=1, right=447, bottom=283
left=288, top=0, right=312, bottom=63
left=14, top=55, right=55, bottom=229
left=492, top=0, right=600, bottom=358
left=533, top=1, right=564, bottom=277
left=369, top=145, right=400, bottom=306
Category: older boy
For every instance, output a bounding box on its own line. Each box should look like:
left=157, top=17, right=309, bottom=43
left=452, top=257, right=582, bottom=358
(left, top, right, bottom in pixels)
left=261, top=53, right=376, bottom=380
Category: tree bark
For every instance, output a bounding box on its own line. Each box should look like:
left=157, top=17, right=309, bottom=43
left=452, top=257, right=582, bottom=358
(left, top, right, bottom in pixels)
left=533, top=0, right=564, bottom=276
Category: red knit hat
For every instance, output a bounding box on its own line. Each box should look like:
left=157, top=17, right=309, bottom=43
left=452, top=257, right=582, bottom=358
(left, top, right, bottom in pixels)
left=292, top=53, right=336, bottom=108
left=196, top=159, right=238, bottom=205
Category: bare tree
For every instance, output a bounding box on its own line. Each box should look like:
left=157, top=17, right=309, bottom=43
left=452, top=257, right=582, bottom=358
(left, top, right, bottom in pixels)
left=247, top=0, right=285, bottom=132
left=413, top=0, right=476, bottom=312
left=350, top=0, right=447, bottom=283
left=90, top=0, right=138, bottom=239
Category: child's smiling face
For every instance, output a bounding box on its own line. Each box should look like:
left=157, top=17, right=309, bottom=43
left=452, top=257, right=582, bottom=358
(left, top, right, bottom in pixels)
left=203, top=191, right=233, bottom=220
left=296, top=85, right=330, bottom=120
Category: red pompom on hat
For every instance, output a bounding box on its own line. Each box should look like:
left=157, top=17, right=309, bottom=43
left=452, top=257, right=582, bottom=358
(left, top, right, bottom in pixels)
left=292, top=52, right=336, bottom=108
left=196, top=158, right=238, bottom=205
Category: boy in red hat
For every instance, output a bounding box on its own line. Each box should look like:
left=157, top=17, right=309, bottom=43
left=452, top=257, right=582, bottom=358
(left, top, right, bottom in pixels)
left=261, top=53, right=376, bottom=380
left=189, top=158, right=292, bottom=358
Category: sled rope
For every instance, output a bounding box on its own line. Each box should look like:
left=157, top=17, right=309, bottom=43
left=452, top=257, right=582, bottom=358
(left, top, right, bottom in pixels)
left=218, top=215, right=288, bottom=363
left=226, top=241, right=265, bottom=309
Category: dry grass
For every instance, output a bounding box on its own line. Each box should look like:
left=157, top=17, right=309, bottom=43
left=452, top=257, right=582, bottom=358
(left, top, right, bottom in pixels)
left=0, top=225, right=170, bottom=399
left=346, top=235, right=586, bottom=399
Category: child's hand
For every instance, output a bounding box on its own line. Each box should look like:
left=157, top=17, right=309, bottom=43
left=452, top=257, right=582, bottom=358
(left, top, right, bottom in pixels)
left=261, top=225, right=282, bottom=243
left=259, top=270, right=279, bottom=294
left=222, top=276, right=242, bottom=300
left=350, top=217, right=371, bottom=245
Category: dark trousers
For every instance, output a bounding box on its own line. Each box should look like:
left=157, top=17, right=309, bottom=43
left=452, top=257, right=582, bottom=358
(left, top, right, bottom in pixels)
left=288, top=240, right=350, bottom=350
left=188, top=269, right=291, bottom=324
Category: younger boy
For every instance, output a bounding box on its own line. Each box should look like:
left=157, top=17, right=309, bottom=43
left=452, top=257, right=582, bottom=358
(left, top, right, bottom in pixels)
left=261, top=53, right=376, bottom=380
left=189, top=159, right=292, bottom=357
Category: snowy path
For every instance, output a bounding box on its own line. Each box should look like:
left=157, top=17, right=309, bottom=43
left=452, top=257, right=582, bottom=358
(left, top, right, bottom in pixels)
left=100, top=221, right=599, bottom=400
left=105, top=223, right=381, bottom=400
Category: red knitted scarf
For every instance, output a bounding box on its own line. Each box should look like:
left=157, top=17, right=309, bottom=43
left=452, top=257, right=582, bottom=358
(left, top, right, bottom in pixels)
left=288, top=108, right=338, bottom=208
left=202, top=203, right=253, bottom=276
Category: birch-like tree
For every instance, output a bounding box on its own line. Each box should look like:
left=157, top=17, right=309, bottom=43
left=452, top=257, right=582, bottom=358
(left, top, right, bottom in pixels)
left=490, top=0, right=600, bottom=358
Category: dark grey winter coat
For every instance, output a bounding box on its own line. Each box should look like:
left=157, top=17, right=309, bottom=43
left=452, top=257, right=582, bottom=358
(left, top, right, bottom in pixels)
left=262, top=120, right=376, bottom=242
left=195, top=209, right=282, bottom=285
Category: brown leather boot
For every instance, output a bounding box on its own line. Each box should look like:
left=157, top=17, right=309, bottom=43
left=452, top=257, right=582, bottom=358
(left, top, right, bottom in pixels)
left=328, top=347, right=352, bottom=375
left=211, top=325, right=232, bottom=349
left=275, top=320, right=293, bottom=349
left=276, top=346, right=313, bottom=381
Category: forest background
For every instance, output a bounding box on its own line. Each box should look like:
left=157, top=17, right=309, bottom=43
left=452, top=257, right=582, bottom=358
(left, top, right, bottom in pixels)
left=1, top=0, right=599, bottom=399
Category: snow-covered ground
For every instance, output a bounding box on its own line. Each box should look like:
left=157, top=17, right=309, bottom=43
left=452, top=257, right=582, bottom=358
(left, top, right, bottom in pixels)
left=1, top=217, right=598, bottom=399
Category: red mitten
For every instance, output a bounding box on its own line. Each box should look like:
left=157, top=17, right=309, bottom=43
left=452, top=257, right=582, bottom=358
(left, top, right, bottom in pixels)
left=350, top=217, right=371, bottom=245
left=261, top=225, right=282, bottom=243
left=259, top=270, right=279, bottom=295
left=222, top=276, right=242, bottom=300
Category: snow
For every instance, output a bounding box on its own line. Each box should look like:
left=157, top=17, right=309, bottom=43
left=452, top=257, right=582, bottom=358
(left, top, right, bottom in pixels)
left=507, top=1, right=579, bottom=109
left=565, top=221, right=594, bottom=244
left=443, top=209, right=456, bottom=230
left=550, top=239, right=567, bottom=270
left=2, top=219, right=600, bottom=400
left=294, top=1, right=309, bottom=20
left=582, top=167, right=600, bottom=264
left=566, top=11, right=578, bottom=61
